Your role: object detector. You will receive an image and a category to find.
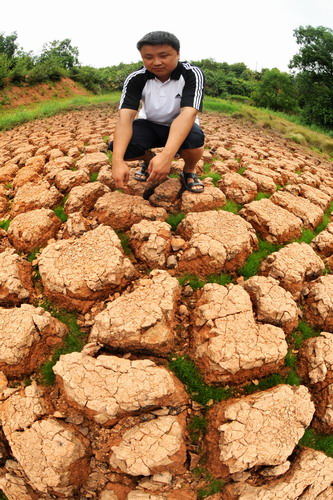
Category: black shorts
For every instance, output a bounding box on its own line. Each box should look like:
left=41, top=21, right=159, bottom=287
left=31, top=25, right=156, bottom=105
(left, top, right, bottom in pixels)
left=108, top=118, right=205, bottom=159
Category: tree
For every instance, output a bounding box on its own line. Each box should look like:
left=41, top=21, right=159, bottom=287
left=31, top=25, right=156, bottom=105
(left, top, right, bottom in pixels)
left=252, top=68, right=297, bottom=113
left=0, top=32, right=18, bottom=59
left=289, top=26, right=333, bottom=127
left=39, top=39, right=79, bottom=69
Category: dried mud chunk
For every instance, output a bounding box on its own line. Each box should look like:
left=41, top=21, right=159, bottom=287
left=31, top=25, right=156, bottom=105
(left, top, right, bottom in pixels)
left=270, top=191, right=324, bottom=229
left=0, top=304, right=66, bottom=377
left=180, top=182, right=226, bottom=213
left=64, top=181, right=110, bottom=216
left=94, top=191, right=167, bottom=231
left=304, top=275, right=333, bottom=332
left=0, top=471, right=39, bottom=500
left=192, top=284, right=288, bottom=384
left=243, top=170, right=277, bottom=193
left=260, top=242, right=325, bottom=299
left=10, top=181, right=62, bottom=218
left=242, top=276, right=298, bottom=334
left=205, top=385, right=314, bottom=476
left=0, top=249, right=33, bottom=306
left=109, top=415, right=187, bottom=476
left=239, top=198, right=303, bottom=244
left=0, top=164, right=19, bottom=183
left=90, top=270, right=180, bottom=355
left=177, top=210, right=258, bottom=275
left=0, top=383, right=47, bottom=435
left=9, top=418, right=89, bottom=497
left=129, top=220, right=172, bottom=268
left=55, top=168, right=90, bottom=192
left=149, top=177, right=182, bottom=212
left=311, top=223, right=333, bottom=256
left=219, top=172, right=257, bottom=204
left=298, top=333, right=333, bottom=431
left=75, top=151, right=109, bottom=173
left=8, top=208, right=62, bottom=252
left=223, top=448, right=333, bottom=499
left=38, top=225, right=136, bottom=312
left=53, top=352, right=188, bottom=425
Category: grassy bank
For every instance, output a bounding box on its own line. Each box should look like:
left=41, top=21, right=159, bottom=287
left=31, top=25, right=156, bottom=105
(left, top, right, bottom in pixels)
left=0, top=92, right=121, bottom=131
left=203, top=96, right=333, bottom=158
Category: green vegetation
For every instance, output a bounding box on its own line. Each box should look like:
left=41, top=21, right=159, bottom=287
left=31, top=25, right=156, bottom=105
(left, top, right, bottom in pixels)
left=114, top=230, right=131, bottom=255
left=39, top=300, right=86, bottom=385
left=165, top=212, right=185, bottom=230
left=239, top=238, right=282, bottom=279
left=299, top=429, right=333, bottom=457
left=292, top=320, right=320, bottom=350
left=206, top=273, right=234, bottom=286
left=89, top=171, right=99, bottom=182
left=169, top=355, right=233, bottom=406
left=198, top=479, right=225, bottom=499
left=177, top=274, right=205, bottom=291
left=0, top=93, right=120, bottom=131
left=237, top=167, right=246, bottom=175
left=26, top=248, right=40, bottom=263
left=188, top=415, right=207, bottom=443
left=0, top=492, right=7, bottom=500
left=255, top=191, right=271, bottom=200
left=219, top=199, right=243, bottom=214
left=0, top=219, right=10, bottom=231
left=53, top=195, right=69, bottom=223
left=200, top=163, right=221, bottom=186
left=295, top=201, right=333, bottom=244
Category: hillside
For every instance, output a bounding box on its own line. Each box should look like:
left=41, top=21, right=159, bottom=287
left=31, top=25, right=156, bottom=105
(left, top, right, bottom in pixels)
left=0, top=77, right=90, bottom=109
left=0, top=103, right=333, bottom=498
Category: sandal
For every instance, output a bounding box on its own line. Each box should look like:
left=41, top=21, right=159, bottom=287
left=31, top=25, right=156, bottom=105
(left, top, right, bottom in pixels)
left=180, top=172, right=204, bottom=193
left=133, top=161, right=149, bottom=182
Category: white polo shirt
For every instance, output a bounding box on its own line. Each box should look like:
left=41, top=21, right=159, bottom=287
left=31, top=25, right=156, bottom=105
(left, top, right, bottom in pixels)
left=119, top=62, right=205, bottom=126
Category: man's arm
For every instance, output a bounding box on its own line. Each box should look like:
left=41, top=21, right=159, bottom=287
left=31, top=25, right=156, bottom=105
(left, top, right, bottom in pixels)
left=112, top=108, right=137, bottom=189
left=147, top=107, right=198, bottom=182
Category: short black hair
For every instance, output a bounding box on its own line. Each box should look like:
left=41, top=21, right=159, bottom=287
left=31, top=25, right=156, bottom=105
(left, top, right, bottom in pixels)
left=137, top=31, right=180, bottom=52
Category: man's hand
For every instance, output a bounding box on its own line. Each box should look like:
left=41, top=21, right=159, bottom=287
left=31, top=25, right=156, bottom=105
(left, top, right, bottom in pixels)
left=146, top=153, right=172, bottom=183
left=112, top=160, right=130, bottom=189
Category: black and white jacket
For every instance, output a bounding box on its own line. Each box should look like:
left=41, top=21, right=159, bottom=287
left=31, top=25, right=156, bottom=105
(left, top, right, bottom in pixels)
left=119, top=62, right=205, bottom=126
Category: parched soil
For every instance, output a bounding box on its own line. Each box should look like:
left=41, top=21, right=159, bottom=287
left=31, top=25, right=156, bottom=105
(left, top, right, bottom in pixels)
left=0, top=105, right=333, bottom=499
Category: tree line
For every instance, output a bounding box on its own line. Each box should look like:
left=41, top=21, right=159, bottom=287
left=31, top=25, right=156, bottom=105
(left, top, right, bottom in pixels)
left=0, top=26, right=332, bottom=130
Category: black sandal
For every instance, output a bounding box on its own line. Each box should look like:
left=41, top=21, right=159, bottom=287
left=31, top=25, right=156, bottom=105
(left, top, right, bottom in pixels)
left=180, top=172, right=204, bottom=193
left=133, top=161, right=149, bottom=182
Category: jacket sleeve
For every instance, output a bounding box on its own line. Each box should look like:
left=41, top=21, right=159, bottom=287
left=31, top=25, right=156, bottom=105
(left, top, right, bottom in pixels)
left=180, top=65, right=205, bottom=111
left=119, top=70, right=146, bottom=111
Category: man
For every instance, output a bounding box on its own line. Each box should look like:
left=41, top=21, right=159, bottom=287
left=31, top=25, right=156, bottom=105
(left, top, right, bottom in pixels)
left=109, top=31, right=205, bottom=192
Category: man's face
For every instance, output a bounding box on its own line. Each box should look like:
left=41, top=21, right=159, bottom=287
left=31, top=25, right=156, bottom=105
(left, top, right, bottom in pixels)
left=140, top=44, right=180, bottom=82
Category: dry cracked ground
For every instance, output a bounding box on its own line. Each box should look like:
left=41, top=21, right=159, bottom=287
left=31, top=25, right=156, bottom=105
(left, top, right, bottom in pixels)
left=0, top=106, right=333, bottom=499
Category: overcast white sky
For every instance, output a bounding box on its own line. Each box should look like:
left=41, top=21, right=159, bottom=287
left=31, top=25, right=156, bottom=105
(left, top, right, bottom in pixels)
left=2, top=0, right=333, bottom=72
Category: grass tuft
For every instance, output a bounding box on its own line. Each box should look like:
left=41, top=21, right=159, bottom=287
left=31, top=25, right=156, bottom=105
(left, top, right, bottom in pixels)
left=239, top=238, right=282, bottom=279
left=89, top=171, right=99, bottom=182
left=27, top=248, right=40, bottom=263
left=299, top=429, right=333, bottom=457
left=219, top=199, right=243, bottom=214
left=114, top=230, right=131, bottom=255
left=177, top=274, right=205, bottom=291
left=255, top=192, right=271, bottom=200
left=188, top=415, right=208, bottom=443
left=166, top=212, right=186, bottom=231
left=169, top=355, right=233, bottom=406
left=292, top=320, right=321, bottom=350
left=198, top=479, right=225, bottom=499
left=0, top=219, right=11, bottom=231
left=38, top=300, right=86, bottom=385
left=206, top=273, right=234, bottom=286
left=53, top=194, right=69, bottom=223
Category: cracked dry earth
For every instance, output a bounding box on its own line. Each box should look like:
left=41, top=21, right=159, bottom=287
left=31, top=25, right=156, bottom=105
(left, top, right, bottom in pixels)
left=1, top=106, right=333, bottom=500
